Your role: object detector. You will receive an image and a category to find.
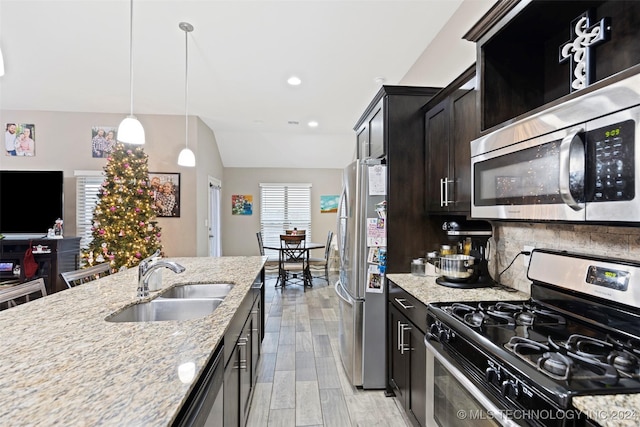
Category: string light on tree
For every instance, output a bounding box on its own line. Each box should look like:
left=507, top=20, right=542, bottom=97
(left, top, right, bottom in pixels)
left=82, top=143, right=162, bottom=270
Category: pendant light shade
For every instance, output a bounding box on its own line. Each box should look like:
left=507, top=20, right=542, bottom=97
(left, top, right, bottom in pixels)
left=118, top=0, right=145, bottom=145
left=178, top=147, right=196, bottom=167
left=117, top=116, right=145, bottom=144
left=178, top=22, right=195, bottom=167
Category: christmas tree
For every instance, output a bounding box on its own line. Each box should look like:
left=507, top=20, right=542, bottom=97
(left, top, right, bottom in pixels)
left=82, top=143, right=162, bottom=270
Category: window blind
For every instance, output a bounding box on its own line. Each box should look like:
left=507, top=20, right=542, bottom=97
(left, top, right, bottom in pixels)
left=75, top=172, right=104, bottom=249
left=260, top=183, right=312, bottom=256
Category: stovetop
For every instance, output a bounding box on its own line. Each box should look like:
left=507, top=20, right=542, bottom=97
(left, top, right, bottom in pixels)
left=432, top=299, right=640, bottom=393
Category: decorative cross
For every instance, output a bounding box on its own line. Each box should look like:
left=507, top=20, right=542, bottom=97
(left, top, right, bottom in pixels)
left=559, top=10, right=611, bottom=92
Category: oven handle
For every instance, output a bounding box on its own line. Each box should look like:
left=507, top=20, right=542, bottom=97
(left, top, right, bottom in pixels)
left=424, top=337, right=520, bottom=427
left=559, top=127, right=585, bottom=211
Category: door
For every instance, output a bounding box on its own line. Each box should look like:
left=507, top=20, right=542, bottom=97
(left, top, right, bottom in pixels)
left=335, top=280, right=364, bottom=386
left=388, top=304, right=408, bottom=399
left=451, top=84, right=477, bottom=214
left=208, top=177, right=221, bottom=257
left=425, top=98, right=451, bottom=212
left=339, top=161, right=358, bottom=298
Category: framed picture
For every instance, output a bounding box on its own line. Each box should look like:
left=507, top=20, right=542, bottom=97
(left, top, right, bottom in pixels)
left=320, top=194, right=339, bottom=213
left=232, top=194, right=253, bottom=215
left=5, top=123, right=36, bottom=157
left=149, top=172, right=181, bottom=217
left=91, top=126, right=118, bottom=158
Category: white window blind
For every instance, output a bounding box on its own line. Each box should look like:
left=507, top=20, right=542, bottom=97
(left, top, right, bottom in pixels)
left=260, top=183, right=312, bottom=256
left=75, top=171, right=104, bottom=249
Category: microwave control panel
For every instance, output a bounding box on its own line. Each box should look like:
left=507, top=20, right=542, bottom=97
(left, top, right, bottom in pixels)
left=587, top=119, right=635, bottom=202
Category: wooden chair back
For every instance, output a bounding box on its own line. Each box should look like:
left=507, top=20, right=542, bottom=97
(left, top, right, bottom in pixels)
left=0, top=278, right=47, bottom=309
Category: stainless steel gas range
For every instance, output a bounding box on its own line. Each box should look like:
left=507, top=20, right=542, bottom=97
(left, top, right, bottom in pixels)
left=425, top=249, right=640, bottom=427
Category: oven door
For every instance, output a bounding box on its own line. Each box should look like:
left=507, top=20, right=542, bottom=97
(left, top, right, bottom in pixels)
left=425, top=339, right=519, bottom=427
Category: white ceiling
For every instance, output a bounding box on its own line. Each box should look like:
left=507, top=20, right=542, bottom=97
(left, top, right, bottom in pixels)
left=0, top=0, right=490, bottom=169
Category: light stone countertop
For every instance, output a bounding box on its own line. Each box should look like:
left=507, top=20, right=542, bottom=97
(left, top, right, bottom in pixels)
left=387, top=273, right=640, bottom=427
left=0, top=256, right=266, bottom=427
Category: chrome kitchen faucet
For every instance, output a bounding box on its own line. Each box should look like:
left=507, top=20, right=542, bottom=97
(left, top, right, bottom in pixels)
left=137, top=251, right=185, bottom=298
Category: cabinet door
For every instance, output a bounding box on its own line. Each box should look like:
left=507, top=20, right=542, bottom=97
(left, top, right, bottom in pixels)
left=239, top=316, right=253, bottom=426
left=425, top=99, right=451, bottom=212
left=408, top=322, right=427, bottom=427
left=357, top=124, right=369, bottom=159
left=368, top=100, right=384, bottom=159
left=388, top=304, right=409, bottom=400
left=450, top=86, right=477, bottom=214
left=224, top=349, right=240, bottom=427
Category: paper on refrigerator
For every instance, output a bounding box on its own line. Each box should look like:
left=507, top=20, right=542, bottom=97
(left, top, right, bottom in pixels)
left=368, top=165, right=386, bottom=195
left=366, top=218, right=386, bottom=247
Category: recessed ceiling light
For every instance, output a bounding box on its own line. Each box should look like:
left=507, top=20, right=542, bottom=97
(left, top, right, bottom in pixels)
left=374, top=77, right=386, bottom=84
left=308, top=121, right=319, bottom=128
left=287, top=76, right=302, bottom=86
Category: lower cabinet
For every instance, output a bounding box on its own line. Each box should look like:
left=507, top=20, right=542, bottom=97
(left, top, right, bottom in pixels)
left=224, top=273, right=263, bottom=426
left=388, top=280, right=427, bottom=427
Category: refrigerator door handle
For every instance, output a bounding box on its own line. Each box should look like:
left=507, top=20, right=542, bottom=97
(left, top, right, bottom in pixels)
left=335, top=280, right=355, bottom=305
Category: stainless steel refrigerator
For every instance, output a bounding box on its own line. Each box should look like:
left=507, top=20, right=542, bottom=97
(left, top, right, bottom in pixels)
left=335, top=158, right=387, bottom=388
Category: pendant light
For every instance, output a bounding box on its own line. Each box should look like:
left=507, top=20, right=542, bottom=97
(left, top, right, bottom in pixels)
left=177, top=22, right=196, bottom=167
left=117, top=0, right=145, bottom=145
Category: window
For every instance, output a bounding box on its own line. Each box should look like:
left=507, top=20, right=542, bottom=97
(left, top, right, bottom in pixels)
left=260, top=183, right=312, bottom=256
left=75, top=171, right=104, bottom=249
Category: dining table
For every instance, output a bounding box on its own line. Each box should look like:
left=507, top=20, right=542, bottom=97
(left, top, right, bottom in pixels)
left=263, top=241, right=325, bottom=287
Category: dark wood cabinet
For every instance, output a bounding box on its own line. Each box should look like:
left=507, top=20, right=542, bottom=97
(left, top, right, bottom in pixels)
left=355, top=86, right=441, bottom=273
left=425, top=66, right=477, bottom=215
left=387, top=279, right=427, bottom=427
left=464, top=0, right=640, bottom=132
left=0, top=237, right=80, bottom=294
left=224, top=271, right=263, bottom=427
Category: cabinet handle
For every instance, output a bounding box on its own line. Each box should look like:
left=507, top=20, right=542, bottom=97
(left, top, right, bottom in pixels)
left=237, top=337, right=248, bottom=370
left=394, top=298, right=414, bottom=310
left=442, top=177, right=454, bottom=207
left=399, top=323, right=411, bottom=355
left=397, top=320, right=402, bottom=351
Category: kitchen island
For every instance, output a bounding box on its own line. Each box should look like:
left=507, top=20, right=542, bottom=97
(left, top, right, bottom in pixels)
left=0, top=256, right=265, bottom=426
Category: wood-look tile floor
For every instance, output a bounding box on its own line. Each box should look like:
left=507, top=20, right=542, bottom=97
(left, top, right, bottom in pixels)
left=246, top=273, right=412, bottom=427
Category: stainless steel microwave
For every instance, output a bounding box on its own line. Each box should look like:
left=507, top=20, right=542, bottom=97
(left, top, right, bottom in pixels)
left=471, top=70, right=640, bottom=223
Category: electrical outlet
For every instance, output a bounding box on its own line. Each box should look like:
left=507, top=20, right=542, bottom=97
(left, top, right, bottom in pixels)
left=523, top=245, right=535, bottom=268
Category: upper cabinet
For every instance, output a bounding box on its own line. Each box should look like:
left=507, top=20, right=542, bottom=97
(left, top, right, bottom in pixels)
left=424, top=66, right=478, bottom=215
left=354, top=86, right=440, bottom=272
left=465, top=0, right=640, bottom=132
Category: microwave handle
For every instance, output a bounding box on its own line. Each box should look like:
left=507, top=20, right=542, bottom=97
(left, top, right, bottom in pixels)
left=559, top=128, right=585, bottom=211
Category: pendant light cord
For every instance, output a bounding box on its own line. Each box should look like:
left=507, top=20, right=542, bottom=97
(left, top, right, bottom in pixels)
left=184, top=27, right=189, bottom=149
left=128, top=0, right=134, bottom=116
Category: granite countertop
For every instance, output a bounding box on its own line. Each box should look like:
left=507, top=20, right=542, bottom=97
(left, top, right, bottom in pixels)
left=386, top=273, right=640, bottom=427
left=0, top=256, right=266, bottom=426
left=386, top=273, right=529, bottom=305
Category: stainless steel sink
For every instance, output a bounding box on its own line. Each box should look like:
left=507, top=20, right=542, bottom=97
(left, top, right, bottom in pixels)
left=106, top=298, right=224, bottom=323
left=158, top=283, right=234, bottom=299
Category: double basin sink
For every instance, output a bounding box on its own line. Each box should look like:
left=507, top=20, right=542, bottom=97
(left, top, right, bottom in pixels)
left=106, top=283, right=234, bottom=323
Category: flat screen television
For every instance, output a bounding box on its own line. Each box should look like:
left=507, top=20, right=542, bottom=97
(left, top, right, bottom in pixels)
left=0, top=170, right=64, bottom=237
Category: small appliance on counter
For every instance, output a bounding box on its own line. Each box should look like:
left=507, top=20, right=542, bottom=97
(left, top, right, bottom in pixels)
left=435, top=220, right=496, bottom=289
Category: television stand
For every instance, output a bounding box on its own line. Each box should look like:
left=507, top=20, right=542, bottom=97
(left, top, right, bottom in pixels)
left=0, top=237, right=80, bottom=294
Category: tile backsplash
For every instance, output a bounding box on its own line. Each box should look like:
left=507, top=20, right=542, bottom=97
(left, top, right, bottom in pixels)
left=488, top=222, right=640, bottom=294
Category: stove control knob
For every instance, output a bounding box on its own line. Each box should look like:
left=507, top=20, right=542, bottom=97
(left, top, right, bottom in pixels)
left=485, top=367, right=500, bottom=385
left=501, top=379, right=520, bottom=400
left=428, top=323, right=442, bottom=341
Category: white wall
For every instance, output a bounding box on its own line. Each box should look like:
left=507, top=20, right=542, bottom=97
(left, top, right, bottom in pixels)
left=0, top=110, right=224, bottom=257
left=221, top=167, right=342, bottom=258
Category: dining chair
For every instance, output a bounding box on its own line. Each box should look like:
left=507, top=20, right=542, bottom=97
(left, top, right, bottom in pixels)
left=308, top=230, right=333, bottom=283
left=256, top=232, right=280, bottom=277
left=60, top=262, right=111, bottom=289
left=0, top=278, right=47, bottom=310
left=277, top=234, right=309, bottom=287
